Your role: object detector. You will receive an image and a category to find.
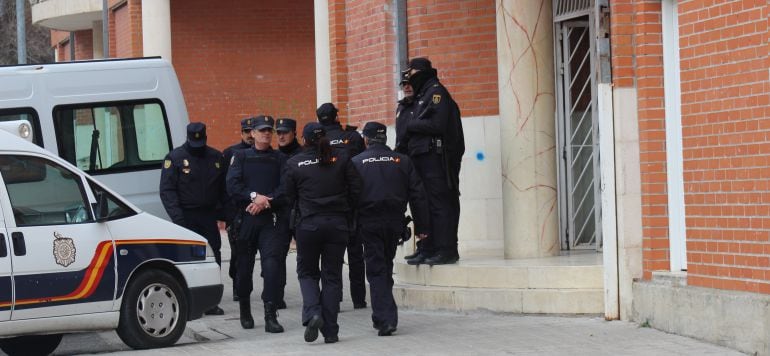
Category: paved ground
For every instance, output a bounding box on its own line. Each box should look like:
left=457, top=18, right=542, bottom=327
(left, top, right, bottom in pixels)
left=6, top=245, right=744, bottom=355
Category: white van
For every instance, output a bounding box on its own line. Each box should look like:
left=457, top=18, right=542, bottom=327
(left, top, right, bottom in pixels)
left=0, top=122, right=222, bottom=355
left=0, top=58, right=189, bottom=220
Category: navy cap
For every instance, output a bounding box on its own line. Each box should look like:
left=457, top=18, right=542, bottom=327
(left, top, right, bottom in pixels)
left=362, top=121, right=387, bottom=140
left=275, top=118, right=297, bottom=132
left=302, top=122, right=326, bottom=144
left=316, top=103, right=338, bottom=124
left=405, top=57, right=433, bottom=72
left=187, top=122, right=207, bottom=148
left=253, top=115, right=274, bottom=130
left=241, top=117, right=255, bottom=130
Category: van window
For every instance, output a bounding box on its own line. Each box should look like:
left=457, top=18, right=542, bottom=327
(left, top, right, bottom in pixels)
left=87, top=178, right=136, bottom=220
left=0, top=108, right=44, bottom=147
left=53, top=100, right=172, bottom=175
left=0, top=155, right=93, bottom=226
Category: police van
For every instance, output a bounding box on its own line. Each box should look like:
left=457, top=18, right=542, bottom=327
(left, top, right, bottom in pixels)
left=0, top=121, right=223, bottom=355
left=0, top=58, right=189, bottom=220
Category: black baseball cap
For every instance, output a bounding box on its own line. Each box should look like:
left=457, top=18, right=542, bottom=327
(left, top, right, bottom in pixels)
left=241, top=117, right=255, bottom=130
left=303, top=122, right=326, bottom=143
left=362, top=121, right=387, bottom=140
left=187, top=122, right=207, bottom=148
left=405, top=57, right=433, bottom=72
left=275, top=118, right=297, bottom=133
left=253, top=115, right=274, bottom=130
left=316, top=103, right=338, bottom=124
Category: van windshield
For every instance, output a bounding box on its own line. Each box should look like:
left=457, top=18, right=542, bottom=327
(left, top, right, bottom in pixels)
left=53, top=100, right=172, bottom=175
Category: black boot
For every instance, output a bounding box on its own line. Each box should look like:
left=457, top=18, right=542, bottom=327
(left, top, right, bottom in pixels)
left=232, top=286, right=239, bottom=302
left=239, top=299, right=254, bottom=329
left=264, top=302, right=284, bottom=333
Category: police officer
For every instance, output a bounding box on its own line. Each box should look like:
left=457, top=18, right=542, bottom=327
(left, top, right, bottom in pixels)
left=226, top=115, right=287, bottom=333
left=273, top=117, right=301, bottom=309
left=402, top=57, right=465, bottom=266
left=316, top=103, right=367, bottom=309
left=159, top=122, right=226, bottom=315
left=284, top=122, right=362, bottom=344
left=223, top=117, right=257, bottom=302
left=353, top=122, right=430, bottom=336
left=395, top=72, right=426, bottom=261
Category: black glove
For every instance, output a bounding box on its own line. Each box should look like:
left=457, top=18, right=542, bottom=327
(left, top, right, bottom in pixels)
left=399, top=216, right=413, bottom=245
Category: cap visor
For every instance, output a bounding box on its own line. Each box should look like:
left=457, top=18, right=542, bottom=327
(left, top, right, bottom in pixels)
left=275, top=127, right=292, bottom=132
left=254, top=124, right=273, bottom=130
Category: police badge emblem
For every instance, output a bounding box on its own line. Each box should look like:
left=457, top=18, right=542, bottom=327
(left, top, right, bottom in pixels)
left=163, top=160, right=171, bottom=169
left=182, top=159, right=191, bottom=174
left=432, top=94, right=441, bottom=104
left=215, top=162, right=220, bottom=169
left=53, top=232, right=76, bottom=267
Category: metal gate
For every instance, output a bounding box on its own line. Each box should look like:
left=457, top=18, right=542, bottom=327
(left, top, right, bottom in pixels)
left=555, top=2, right=601, bottom=251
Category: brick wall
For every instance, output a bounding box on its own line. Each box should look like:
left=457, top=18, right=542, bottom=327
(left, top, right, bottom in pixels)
left=633, top=1, right=670, bottom=280
left=329, top=0, right=349, bottom=122
left=407, top=0, right=499, bottom=117
left=110, top=0, right=142, bottom=58
left=678, top=0, right=770, bottom=293
left=342, top=0, right=397, bottom=126
left=618, top=0, right=770, bottom=294
left=73, top=30, right=93, bottom=60
left=170, top=0, right=316, bottom=150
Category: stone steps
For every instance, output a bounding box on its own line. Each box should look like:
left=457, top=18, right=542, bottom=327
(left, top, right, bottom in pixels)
left=392, top=253, right=604, bottom=314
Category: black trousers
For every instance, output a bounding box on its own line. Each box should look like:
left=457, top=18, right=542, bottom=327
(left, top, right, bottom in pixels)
left=182, top=208, right=221, bottom=265
left=295, top=214, right=349, bottom=338
left=359, top=219, right=399, bottom=328
left=276, top=214, right=293, bottom=303
left=226, top=223, right=237, bottom=284
left=346, top=232, right=366, bottom=304
left=236, top=213, right=282, bottom=303
left=412, top=152, right=461, bottom=256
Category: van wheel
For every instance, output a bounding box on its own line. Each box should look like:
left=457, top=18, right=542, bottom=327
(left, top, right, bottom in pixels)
left=116, top=269, right=188, bottom=349
left=0, top=334, right=63, bottom=356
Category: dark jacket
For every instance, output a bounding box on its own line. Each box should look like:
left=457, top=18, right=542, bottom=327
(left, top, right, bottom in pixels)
left=395, top=96, right=415, bottom=154
left=406, top=76, right=465, bottom=162
left=283, top=148, right=362, bottom=220
left=226, top=146, right=288, bottom=214
left=159, top=144, right=225, bottom=225
left=222, top=140, right=252, bottom=223
left=322, top=122, right=365, bottom=157
left=352, top=143, right=429, bottom=235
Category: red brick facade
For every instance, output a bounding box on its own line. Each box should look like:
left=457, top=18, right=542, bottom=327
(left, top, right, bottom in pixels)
left=612, top=0, right=770, bottom=294
left=170, top=0, right=316, bottom=149
left=109, top=0, right=142, bottom=59
left=406, top=0, right=499, bottom=118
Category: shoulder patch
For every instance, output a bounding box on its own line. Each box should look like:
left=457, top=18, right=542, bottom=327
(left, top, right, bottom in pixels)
left=215, top=162, right=221, bottom=169
left=163, top=160, right=171, bottom=169
left=432, top=94, right=441, bottom=104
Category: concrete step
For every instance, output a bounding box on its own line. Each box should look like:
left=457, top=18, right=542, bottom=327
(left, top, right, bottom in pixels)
left=393, top=284, right=604, bottom=314
left=394, top=255, right=603, bottom=290
left=392, top=253, right=604, bottom=314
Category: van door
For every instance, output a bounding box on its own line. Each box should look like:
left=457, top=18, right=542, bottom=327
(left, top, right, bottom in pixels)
left=0, top=211, right=11, bottom=321
left=0, top=154, right=116, bottom=320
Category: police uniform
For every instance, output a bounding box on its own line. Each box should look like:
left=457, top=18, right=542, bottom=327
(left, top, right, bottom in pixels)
left=284, top=123, right=362, bottom=343
left=222, top=117, right=257, bottom=302
left=274, top=117, right=301, bottom=309
left=316, top=103, right=367, bottom=309
left=352, top=122, right=429, bottom=336
left=403, top=58, right=465, bottom=265
left=159, top=122, right=226, bottom=315
left=226, top=115, right=288, bottom=332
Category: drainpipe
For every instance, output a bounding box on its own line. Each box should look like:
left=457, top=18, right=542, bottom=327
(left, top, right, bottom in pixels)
left=103, top=0, right=109, bottom=58
left=393, top=0, right=407, bottom=96
left=69, top=32, right=75, bottom=61
left=16, top=0, right=26, bottom=64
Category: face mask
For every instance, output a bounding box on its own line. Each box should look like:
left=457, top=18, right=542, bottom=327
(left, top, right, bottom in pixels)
left=407, top=69, right=435, bottom=94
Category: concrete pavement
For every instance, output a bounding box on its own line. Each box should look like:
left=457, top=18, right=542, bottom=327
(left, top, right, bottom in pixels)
left=37, top=247, right=742, bottom=356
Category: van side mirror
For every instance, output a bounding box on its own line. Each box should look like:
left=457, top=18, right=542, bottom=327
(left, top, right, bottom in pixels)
left=94, top=192, right=110, bottom=222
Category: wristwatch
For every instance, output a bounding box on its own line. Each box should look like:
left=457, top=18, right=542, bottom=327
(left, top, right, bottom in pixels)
left=250, top=192, right=257, bottom=201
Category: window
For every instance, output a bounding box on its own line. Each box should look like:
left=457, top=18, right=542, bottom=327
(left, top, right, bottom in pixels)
left=0, top=108, right=43, bottom=147
left=87, top=178, right=135, bottom=220
left=0, top=155, right=93, bottom=226
left=53, top=100, right=172, bottom=175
